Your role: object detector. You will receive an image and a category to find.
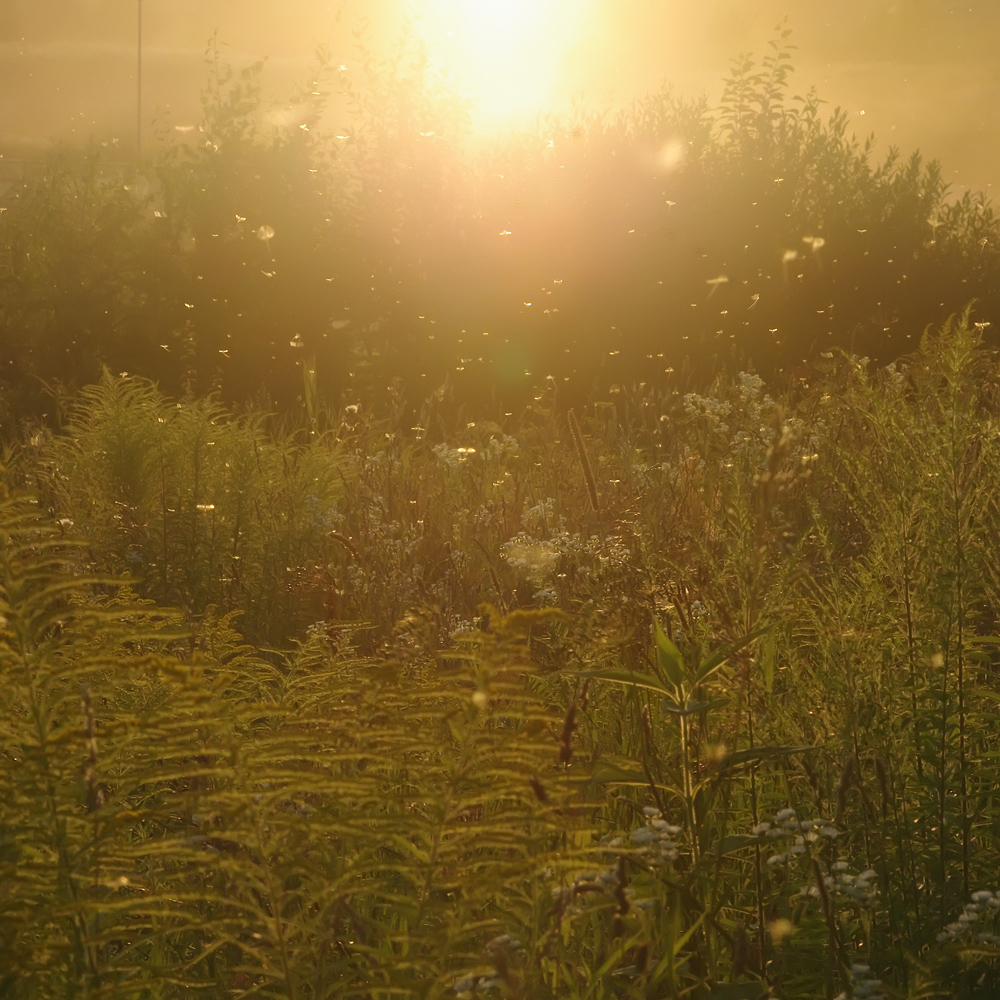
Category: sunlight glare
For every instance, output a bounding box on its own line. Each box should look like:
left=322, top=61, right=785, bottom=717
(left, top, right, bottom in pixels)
left=421, top=0, right=593, bottom=131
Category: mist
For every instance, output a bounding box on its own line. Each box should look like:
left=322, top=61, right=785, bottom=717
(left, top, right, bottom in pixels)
left=2, top=1, right=998, bottom=194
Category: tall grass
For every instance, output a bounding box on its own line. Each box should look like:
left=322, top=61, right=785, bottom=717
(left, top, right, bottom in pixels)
left=3, top=316, right=1000, bottom=996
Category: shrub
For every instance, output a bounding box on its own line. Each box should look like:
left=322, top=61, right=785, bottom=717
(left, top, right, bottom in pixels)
left=33, top=372, right=348, bottom=644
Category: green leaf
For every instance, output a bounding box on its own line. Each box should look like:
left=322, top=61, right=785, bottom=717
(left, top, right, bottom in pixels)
left=713, top=834, right=762, bottom=857
left=651, top=892, right=683, bottom=985
left=719, top=744, right=815, bottom=770
left=592, top=764, right=649, bottom=785
left=695, top=696, right=731, bottom=713
left=693, top=648, right=729, bottom=685
left=593, top=929, right=649, bottom=979
left=655, top=618, right=685, bottom=685
left=568, top=668, right=671, bottom=696
left=695, top=625, right=772, bottom=685
left=661, top=696, right=729, bottom=717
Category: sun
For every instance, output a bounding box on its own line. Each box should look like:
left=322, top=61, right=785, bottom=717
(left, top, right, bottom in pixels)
left=419, top=0, right=593, bottom=132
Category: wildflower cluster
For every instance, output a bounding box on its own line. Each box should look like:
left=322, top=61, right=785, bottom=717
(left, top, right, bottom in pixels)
left=502, top=534, right=561, bottom=584
left=936, top=888, right=1000, bottom=945
left=751, top=808, right=876, bottom=905
left=485, top=434, right=520, bottom=460
left=448, top=617, right=479, bottom=638
left=736, top=371, right=771, bottom=413
left=502, top=527, right=632, bottom=588
left=721, top=372, right=775, bottom=456
left=433, top=432, right=519, bottom=471
left=549, top=806, right=685, bottom=922
left=304, top=492, right=341, bottom=531
left=800, top=861, right=878, bottom=906
left=756, top=806, right=842, bottom=864
left=833, top=962, right=885, bottom=1000
left=683, top=391, right=731, bottom=435
left=630, top=805, right=682, bottom=865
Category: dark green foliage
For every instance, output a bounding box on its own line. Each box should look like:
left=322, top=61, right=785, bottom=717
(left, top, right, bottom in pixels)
left=2, top=33, right=1000, bottom=425
left=151, top=41, right=356, bottom=406
left=0, top=146, right=165, bottom=417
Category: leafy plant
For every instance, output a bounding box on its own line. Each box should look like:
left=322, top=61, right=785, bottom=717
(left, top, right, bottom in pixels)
left=34, top=371, right=348, bottom=644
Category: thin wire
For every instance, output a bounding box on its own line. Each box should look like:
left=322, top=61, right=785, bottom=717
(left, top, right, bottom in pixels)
left=137, top=0, right=143, bottom=159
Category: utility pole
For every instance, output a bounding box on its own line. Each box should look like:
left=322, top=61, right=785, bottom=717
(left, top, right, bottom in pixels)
left=136, top=0, right=143, bottom=158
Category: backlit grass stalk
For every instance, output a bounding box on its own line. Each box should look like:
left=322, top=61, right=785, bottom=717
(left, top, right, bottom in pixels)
left=567, top=408, right=601, bottom=514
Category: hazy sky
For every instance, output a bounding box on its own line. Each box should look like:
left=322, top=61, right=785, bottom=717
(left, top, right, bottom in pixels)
left=1, top=1, right=998, bottom=195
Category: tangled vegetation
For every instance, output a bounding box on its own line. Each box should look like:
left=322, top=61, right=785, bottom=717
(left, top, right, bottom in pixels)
left=3, top=22, right=1000, bottom=1000
left=1, top=32, right=999, bottom=426
left=3, top=317, right=1000, bottom=997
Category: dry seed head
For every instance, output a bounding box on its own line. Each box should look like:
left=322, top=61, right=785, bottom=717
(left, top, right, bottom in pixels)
left=567, top=409, right=601, bottom=513
left=529, top=775, right=549, bottom=804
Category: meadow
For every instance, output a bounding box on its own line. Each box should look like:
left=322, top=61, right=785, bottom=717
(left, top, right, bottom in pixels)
left=3, top=31, right=1000, bottom=1000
